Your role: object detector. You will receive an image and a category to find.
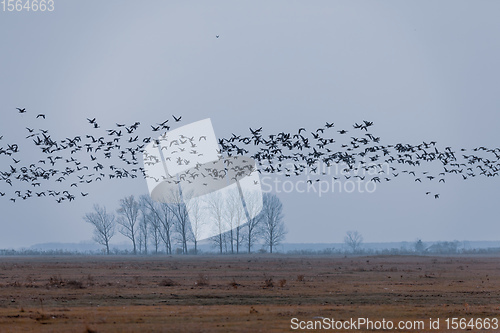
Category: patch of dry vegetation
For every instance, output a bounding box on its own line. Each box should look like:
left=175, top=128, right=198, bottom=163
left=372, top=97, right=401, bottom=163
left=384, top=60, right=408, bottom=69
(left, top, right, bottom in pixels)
left=0, top=255, right=498, bottom=332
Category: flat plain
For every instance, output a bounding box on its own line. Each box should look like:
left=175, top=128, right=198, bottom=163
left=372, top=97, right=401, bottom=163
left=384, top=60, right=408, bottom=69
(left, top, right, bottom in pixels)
left=0, top=255, right=499, bottom=332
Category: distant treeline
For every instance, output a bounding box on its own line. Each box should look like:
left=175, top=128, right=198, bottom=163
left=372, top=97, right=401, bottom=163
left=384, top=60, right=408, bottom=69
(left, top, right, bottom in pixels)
left=2, top=243, right=500, bottom=256
left=286, top=246, right=500, bottom=256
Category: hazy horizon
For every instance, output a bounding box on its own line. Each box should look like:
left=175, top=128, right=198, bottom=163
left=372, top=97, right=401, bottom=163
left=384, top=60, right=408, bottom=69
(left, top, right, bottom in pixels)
left=2, top=1, right=500, bottom=249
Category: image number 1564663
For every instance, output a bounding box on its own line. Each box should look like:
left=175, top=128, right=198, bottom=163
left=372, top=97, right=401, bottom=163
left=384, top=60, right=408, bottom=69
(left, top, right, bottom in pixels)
left=1, top=0, right=54, bottom=12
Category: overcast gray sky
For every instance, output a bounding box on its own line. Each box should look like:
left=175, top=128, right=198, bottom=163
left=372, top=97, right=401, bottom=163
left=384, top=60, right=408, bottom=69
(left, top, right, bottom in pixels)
left=1, top=1, right=500, bottom=249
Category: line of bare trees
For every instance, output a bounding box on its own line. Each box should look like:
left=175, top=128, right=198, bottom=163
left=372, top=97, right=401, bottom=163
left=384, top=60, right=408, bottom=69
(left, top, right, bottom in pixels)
left=83, top=193, right=287, bottom=255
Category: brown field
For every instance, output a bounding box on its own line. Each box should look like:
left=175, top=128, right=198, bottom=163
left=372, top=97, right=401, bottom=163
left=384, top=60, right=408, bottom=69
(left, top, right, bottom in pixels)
left=0, top=255, right=499, bottom=332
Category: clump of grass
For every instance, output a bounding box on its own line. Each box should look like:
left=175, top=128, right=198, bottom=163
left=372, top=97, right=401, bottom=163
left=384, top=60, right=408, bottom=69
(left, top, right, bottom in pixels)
left=35, top=313, right=51, bottom=321
left=46, top=275, right=85, bottom=289
left=86, top=274, right=95, bottom=286
left=8, top=281, right=22, bottom=288
left=159, top=278, right=178, bottom=287
left=66, top=280, right=84, bottom=289
left=229, top=278, right=241, bottom=289
left=85, top=325, right=98, bottom=333
left=278, top=279, right=287, bottom=288
left=132, top=276, right=141, bottom=285
left=263, top=275, right=274, bottom=288
left=195, top=273, right=209, bottom=286
left=47, top=275, right=64, bottom=288
left=24, top=275, right=36, bottom=288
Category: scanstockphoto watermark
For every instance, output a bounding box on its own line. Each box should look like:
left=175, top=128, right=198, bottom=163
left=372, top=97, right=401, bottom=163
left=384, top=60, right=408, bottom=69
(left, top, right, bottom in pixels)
left=258, top=160, right=389, bottom=196
left=143, top=119, right=263, bottom=242
left=260, top=176, right=377, bottom=196
left=290, top=317, right=500, bottom=331
left=290, top=317, right=427, bottom=331
left=258, top=159, right=391, bottom=178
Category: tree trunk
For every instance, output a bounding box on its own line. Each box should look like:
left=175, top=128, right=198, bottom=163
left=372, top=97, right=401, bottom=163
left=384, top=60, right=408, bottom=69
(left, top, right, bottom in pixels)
left=230, top=229, right=234, bottom=254
left=219, top=234, right=223, bottom=254
left=248, top=229, right=252, bottom=253
left=236, top=227, right=239, bottom=254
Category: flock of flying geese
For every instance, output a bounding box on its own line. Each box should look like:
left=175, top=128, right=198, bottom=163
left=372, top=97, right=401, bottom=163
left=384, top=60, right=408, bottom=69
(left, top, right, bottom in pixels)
left=1, top=107, right=499, bottom=203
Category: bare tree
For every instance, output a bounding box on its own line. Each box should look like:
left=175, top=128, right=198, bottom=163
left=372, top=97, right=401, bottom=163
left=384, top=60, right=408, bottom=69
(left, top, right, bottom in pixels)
left=116, top=195, right=140, bottom=254
left=84, top=204, right=116, bottom=255
left=138, top=211, right=149, bottom=254
left=224, top=189, right=242, bottom=254
left=185, top=198, right=206, bottom=255
left=137, top=232, right=143, bottom=254
left=138, top=198, right=161, bottom=254
left=158, top=202, right=175, bottom=254
left=261, top=193, right=287, bottom=253
left=148, top=212, right=161, bottom=254
left=141, top=195, right=174, bottom=255
left=242, top=189, right=263, bottom=253
left=166, top=189, right=190, bottom=254
left=137, top=199, right=149, bottom=254
left=206, top=191, right=226, bottom=254
left=344, top=231, right=363, bottom=253
left=414, top=239, right=425, bottom=254
left=227, top=189, right=247, bottom=254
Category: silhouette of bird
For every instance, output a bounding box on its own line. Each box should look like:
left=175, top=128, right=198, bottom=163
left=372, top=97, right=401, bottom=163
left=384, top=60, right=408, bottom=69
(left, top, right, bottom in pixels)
left=17, top=108, right=26, bottom=113
left=1, top=111, right=498, bottom=204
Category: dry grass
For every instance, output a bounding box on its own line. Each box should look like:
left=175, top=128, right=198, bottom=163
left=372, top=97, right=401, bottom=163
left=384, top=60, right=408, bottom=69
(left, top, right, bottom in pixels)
left=158, top=278, right=177, bottom=287
left=262, top=275, right=274, bottom=288
left=229, top=278, right=241, bottom=289
left=46, top=275, right=85, bottom=289
left=195, top=273, right=209, bottom=286
left=0, top=255, right=499, bottom=332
